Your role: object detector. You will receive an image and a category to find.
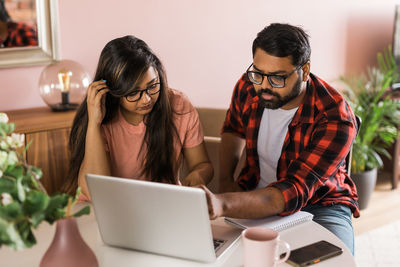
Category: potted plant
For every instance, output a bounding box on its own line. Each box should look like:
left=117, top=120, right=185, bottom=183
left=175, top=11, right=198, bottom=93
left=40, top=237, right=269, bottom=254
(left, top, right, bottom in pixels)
left=0, top=112, right=97, bottom=266
left=341, top=46, right=400, bottom=209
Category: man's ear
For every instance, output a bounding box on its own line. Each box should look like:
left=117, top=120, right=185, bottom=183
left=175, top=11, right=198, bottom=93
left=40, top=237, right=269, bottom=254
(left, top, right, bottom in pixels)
left=302, top=61, right=311, bottom=81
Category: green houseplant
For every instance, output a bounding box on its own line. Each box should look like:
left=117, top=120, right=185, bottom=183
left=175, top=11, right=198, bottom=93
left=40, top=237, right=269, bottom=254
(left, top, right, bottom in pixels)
left=0, top=112, right=90, bottom=251
left=341, top=46, right=400, bottom=209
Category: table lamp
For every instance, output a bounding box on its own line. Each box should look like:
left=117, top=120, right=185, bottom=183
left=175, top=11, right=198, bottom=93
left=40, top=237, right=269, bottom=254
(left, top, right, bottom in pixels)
left=39, top=60, right=91, bottom=111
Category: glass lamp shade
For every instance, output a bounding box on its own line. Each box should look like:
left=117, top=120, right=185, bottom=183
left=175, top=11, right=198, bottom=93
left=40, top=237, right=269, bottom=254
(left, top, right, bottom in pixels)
left=39, top=60, right=91, bottom=111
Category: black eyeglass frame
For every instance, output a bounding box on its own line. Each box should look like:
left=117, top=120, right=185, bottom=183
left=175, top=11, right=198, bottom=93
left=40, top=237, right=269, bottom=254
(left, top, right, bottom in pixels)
left=124, top=82, right=161, bottom=102
left=246, top=63, right=304, bottom=88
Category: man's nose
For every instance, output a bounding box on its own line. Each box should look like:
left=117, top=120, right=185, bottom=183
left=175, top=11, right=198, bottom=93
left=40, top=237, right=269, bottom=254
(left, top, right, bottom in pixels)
left=261, top=77, right=272, bottom=89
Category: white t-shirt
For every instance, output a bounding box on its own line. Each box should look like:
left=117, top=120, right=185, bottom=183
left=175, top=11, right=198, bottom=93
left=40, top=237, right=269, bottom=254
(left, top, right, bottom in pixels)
left=256, top=107, right=298, bottom=189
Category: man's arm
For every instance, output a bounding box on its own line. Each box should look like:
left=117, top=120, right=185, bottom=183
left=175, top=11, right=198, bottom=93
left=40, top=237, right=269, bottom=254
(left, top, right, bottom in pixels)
left=218, top=133, right=246, bottom=193
left=201, top=185, right=285, bottom=219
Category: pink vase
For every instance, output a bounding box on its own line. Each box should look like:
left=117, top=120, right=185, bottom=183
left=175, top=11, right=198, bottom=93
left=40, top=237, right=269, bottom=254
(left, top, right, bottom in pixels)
left=40, top=218, right=99, bottom=267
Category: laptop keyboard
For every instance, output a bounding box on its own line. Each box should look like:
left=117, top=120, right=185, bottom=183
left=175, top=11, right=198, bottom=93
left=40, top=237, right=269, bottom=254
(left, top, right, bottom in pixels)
left=213, top=238, right=226, bottom=252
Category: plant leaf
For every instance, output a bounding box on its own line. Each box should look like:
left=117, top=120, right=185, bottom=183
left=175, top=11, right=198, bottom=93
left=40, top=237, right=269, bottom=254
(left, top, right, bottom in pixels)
left=16, top=178, right=25, bottom=202
left=0, top=217, right=28, bottom=250
left=5, top=165, right=23, bottom=180
left=0, top=202, right=24, bottom=221
left=342, top=45, right=400, bottom=172
left=15, top=220, right=36, bottom=248
left=30, top=166, right=43, bottom=180
left=43, top=194, right=69, bottom=224
left=24, top=191, right=49, bottom=212
left=31, top=213, right=46, bottom=228
left=0, top=178, right=16, bottom=195
left=72, top=205, right=91, bottom=218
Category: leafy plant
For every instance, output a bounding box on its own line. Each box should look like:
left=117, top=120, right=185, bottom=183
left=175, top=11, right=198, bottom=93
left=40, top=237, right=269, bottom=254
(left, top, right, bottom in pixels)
left=341, top=46, right=400, bottom=173
left=0, top=113, right=90, bottom=250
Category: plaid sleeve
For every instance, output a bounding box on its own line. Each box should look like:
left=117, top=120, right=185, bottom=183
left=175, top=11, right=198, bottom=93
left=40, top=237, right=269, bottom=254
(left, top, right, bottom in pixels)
left=270, top=117, right=357, bottom=215
left=221, top=75, right=247, bottom=138
left=222, top=74, right=262, bottom=190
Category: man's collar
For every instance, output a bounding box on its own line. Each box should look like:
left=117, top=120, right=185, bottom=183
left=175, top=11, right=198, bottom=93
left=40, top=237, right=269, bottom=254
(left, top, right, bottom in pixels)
left=290, top=74, right=316, bottom=125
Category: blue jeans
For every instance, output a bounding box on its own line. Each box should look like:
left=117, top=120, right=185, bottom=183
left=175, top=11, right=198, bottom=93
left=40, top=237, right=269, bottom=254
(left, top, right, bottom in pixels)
left=301, top=203, right=354, bottom=255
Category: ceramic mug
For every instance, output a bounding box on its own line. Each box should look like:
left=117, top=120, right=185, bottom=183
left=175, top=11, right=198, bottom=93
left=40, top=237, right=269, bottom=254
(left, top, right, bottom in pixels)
left=242, top=227, right=290, bottom=267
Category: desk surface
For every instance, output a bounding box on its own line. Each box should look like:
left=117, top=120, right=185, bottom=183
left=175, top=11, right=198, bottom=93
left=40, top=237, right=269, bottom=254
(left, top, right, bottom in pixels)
left=0, top=205, right=355, bottom=267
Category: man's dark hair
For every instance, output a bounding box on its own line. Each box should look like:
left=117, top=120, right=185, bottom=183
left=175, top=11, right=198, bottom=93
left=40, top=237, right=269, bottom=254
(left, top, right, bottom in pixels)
left=0, top=0, right=11, bottom=22
left=252, top=23, right=311, bottom=66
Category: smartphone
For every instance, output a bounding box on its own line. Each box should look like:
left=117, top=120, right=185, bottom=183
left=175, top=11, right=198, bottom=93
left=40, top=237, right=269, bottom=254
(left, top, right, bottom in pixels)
left=286, top=240, right=343, bottom=266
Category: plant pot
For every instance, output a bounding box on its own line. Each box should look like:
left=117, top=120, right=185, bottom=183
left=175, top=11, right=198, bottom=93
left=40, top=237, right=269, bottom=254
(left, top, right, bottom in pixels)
left=40, top=218, right=98, bottom=267
left=351, top=168, right=378, bottom=210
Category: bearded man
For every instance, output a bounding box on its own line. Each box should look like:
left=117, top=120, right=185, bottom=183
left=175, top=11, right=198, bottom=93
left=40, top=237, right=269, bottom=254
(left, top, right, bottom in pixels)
left=201, top=23, right=359, bottom=255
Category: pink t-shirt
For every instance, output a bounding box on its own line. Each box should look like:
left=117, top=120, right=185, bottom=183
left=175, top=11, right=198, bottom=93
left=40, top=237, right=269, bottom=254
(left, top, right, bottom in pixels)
left=101, top=89, right=203, bottom=181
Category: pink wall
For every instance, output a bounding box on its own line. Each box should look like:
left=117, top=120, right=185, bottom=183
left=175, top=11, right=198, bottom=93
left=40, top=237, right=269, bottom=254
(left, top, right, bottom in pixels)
left=1, top=0, right=399, bottom=111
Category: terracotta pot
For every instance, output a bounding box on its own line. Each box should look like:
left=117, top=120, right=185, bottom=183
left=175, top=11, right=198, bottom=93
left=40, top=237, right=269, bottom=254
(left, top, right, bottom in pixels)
left=40, top=218, right=98, bottom=267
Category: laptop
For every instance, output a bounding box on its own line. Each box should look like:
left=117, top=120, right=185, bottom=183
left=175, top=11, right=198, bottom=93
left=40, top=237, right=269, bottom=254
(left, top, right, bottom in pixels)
left=86, top=173, right=242, bottom=263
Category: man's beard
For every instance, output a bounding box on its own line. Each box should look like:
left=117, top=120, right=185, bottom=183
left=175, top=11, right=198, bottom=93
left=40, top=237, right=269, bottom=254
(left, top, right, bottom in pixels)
left=256, top=77, right=303, bottom=109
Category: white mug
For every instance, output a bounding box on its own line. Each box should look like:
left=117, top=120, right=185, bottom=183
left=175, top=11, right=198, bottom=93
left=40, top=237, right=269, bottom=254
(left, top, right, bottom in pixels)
left=242, top=227, right=290, bottom=267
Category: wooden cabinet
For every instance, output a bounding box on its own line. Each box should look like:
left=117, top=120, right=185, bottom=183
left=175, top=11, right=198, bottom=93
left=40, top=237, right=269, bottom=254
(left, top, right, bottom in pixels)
left=4, top=107, right=76, bottom=195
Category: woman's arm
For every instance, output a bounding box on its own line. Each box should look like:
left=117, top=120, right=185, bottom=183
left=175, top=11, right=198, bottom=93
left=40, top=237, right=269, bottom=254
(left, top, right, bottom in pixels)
left=181, top=142, right=213, bottom=187
left=77, top=80, right=111, bottom=200
left=77, top=124, right=111, bottom=200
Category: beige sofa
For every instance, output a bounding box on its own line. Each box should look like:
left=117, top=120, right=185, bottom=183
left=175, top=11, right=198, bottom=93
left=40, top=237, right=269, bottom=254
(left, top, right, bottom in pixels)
left=180, top=108, right=245, bottom=193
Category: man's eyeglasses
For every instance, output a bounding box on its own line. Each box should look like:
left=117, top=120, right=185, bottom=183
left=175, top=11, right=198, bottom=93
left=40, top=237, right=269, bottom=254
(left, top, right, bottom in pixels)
left=125, top=82, right=161, bottom=102
left=246, top=64, right=303, bottom=88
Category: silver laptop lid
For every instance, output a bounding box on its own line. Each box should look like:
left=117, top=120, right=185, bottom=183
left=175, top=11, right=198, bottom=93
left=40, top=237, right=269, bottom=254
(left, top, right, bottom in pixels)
left=86, top=173, right=216, bottom=262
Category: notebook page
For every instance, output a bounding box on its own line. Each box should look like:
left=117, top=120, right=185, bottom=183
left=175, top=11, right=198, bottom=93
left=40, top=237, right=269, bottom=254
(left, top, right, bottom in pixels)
left=224, top=211, right=313, bottom=232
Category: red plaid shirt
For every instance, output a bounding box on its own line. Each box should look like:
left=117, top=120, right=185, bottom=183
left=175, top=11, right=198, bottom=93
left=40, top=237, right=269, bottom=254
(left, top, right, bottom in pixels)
left=1, top=21, right=38, bottom=48
left=223, top=73, right=360, bottom=217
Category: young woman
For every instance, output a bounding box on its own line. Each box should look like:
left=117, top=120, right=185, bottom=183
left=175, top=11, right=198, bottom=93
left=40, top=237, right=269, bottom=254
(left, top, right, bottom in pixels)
left=62, top=35, right=213, bottom=200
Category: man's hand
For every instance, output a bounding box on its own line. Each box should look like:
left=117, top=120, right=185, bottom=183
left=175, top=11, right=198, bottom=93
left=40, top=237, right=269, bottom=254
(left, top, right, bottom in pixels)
left=197, top=185, right=224, bottom=220
left=198, top=185, right=286, bottom=220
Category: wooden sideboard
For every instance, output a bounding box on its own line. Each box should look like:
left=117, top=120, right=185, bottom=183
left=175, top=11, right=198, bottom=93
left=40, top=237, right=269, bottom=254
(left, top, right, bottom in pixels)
left=4, top=107, right=76, bottom=195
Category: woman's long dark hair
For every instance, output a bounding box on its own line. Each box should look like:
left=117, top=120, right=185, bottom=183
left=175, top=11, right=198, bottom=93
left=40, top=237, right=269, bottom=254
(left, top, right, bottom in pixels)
left=62, top=35, right=179, bottom=194
left=0, top=0, right=11, bottom=22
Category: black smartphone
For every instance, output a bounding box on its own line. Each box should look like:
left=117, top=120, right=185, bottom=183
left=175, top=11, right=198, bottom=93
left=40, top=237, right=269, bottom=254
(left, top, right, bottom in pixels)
left=286, top=240, right=343, bottom=266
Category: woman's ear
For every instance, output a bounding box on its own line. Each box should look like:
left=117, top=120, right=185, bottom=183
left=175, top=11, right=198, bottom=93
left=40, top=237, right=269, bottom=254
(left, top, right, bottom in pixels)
left=302, top=61, right=311, bottom=81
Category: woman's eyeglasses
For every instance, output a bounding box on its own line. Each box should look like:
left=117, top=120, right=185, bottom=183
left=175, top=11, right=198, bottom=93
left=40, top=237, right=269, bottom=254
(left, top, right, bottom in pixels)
left=124, top=82, right=161, bottom=102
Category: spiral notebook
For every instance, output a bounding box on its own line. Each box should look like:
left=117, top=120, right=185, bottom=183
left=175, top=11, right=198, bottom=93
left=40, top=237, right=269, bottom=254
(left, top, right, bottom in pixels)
left=224, top=211, right=313, bottom=232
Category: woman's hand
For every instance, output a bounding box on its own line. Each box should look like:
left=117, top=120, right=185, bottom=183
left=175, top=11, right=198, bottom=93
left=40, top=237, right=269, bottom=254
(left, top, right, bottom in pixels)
left=182, top=172, right=206, bottom=187
left=182, top=143, right=214, bottom=187
left=86, top=80, right=109, bottom=126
